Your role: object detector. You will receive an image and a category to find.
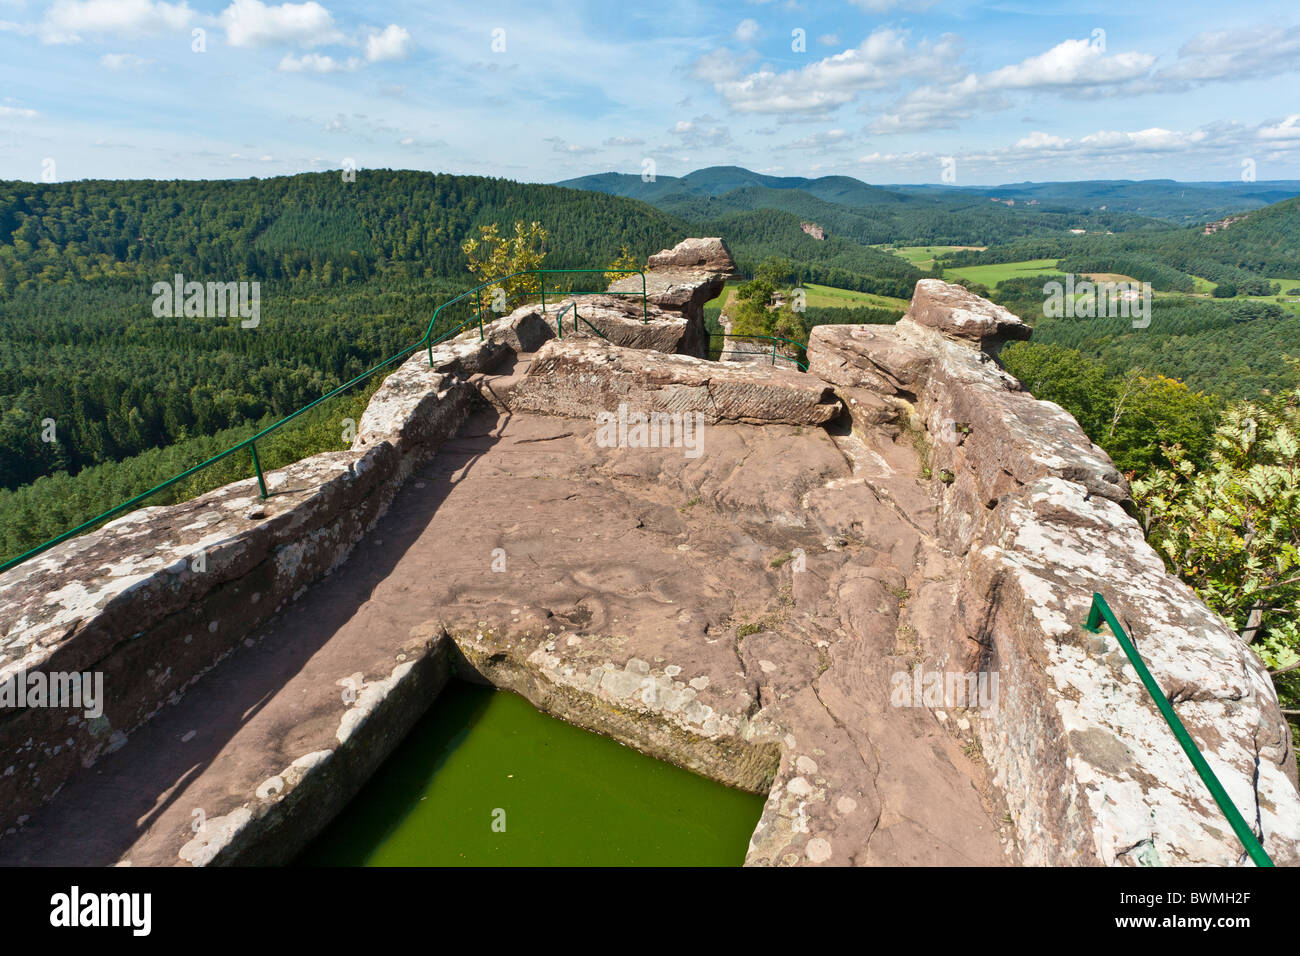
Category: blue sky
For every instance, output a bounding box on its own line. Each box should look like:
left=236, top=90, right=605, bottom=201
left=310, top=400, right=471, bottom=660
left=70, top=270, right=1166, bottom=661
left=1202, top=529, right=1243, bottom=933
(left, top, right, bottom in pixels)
left=2, top=0, right=1299, bottom=185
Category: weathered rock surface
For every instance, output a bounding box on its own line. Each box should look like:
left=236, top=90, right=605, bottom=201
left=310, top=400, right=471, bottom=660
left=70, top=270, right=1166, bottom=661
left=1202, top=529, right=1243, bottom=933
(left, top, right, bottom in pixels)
left=966, top=476, right=1300, bottom=865
left=4, top=262, right=1297, bottom=870
left=0, top=406, right=1012, bottom=868
left=606, top=269, right=726, bottom=327
left=606, top=237, right=737, bottom=352
left=906, top=278, right=1032, bottom=356
left=808, top=279, right=1300, bottom=866
left=808, top=320, right=1129, bottom=533
left=0, top=335, right=501, bottom=829
left=546, top=294, right=701, bottom=354
left=508, top=337, right=842, bottom=425
left=646, top=236, right=738, bottom=274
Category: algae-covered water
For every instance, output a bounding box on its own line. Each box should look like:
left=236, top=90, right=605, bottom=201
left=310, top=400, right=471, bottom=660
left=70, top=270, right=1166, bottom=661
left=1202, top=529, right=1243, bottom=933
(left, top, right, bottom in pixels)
left=300, top=682, right=765, bottom=866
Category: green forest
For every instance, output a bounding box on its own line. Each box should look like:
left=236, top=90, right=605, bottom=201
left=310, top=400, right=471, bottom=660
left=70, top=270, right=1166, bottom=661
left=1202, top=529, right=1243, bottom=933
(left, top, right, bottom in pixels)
left=935, top=197, right=1300, bottom=295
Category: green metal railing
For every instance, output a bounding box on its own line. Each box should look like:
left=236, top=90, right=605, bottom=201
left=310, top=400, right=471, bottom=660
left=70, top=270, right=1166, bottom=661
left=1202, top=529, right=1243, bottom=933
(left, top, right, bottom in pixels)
left=1083, top=593, right=1274, bottom=866
left=555, top=302, right=611, bottom=341
left=425, top=268, right=646, bottom=364
left=1, top=268, right=647, bottom=575
left=708, top=331, right=808, bottom=371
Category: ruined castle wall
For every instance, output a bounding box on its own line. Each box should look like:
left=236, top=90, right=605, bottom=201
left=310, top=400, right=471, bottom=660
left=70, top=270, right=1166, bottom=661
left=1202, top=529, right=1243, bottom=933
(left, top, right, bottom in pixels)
left=806, top=281, right=1300, bottom=866
left=0, top=331, right=511, bottom=832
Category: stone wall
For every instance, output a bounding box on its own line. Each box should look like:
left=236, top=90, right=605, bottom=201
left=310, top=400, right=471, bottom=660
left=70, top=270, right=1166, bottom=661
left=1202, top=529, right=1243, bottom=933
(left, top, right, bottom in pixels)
left=806, top=279, right=1300, bottom=866
left=0, top=328, right=513, bottom=832
left=508, top=337, right=842, bottom=426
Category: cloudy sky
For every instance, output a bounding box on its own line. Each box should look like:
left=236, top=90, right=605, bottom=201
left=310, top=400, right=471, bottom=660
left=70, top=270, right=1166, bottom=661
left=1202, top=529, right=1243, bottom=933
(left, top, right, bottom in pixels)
left=2, top=0, right=1298, bottom=185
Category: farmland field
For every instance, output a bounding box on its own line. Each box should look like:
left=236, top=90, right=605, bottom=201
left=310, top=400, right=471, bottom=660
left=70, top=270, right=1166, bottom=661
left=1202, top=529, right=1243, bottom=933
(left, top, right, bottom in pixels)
left=940, top=258, right=1067, bottom=289
left=881, top=244, right=986, bottom=269
left=802, top=282, right=911, bottom=311
left=712, top=280, right=910, bottom=315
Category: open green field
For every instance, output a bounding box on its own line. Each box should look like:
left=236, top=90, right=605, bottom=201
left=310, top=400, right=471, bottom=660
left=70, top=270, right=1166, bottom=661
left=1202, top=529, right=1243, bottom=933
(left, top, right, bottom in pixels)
left=880, top=245, right=986, bottom=269
left=1244, top=278, right=1300, bottom=315
left=1167, top=277, right=1300, bottom=314
left=942, top=259, right=1067, bottom=289
left=802, top=282, right=911, bottom=310
left=712, top=281, right=909, bottom=315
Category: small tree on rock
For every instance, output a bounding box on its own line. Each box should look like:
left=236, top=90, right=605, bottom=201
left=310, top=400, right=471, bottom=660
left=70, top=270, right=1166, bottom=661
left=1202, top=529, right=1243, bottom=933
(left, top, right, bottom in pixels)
left=462, top=220, right=547, bottom=311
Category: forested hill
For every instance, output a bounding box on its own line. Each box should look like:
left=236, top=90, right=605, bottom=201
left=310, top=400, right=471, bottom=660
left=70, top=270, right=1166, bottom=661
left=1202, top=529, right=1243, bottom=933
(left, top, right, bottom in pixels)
left=937, top=195, right=1300, bottom=293
left=0, top=167, right=928, bottom=545
left=560, top=165, right=1166, bottom=244
left=0, top=170, right=690, bottom=292
left=656, top=184, right=1145, bottom=247
left=888, top=179, right=1300, bottom=224
left=562, top=166, right=1300, bottom=227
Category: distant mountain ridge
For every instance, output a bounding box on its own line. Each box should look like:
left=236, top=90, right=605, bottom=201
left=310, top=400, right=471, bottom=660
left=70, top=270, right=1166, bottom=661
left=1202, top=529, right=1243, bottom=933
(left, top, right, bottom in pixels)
left=558, top=166, right=1300, bottom=226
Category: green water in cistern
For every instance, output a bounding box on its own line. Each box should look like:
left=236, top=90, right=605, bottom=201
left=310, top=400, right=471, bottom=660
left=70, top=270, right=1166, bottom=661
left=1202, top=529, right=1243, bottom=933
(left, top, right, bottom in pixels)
left=300, top=681, right=766, bottom=866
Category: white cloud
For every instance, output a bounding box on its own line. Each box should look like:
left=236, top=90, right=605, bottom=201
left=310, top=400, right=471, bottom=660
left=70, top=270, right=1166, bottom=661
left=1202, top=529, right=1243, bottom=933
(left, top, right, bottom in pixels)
left=1160, top=26, right=1300, bottom=84
left=365, top=24, right=410, bottom=62
left=37, top=0, right=195, bottom=43
left=848, top=0, right=935, bottom=10
left=869, top=75, right=1009, bottom=133
left=778, top=128, right=850, bottom=150
left=220, top=0, right=341, bottom=48
left=669, top=116, right=732, bottom=148
left=0, top=105, right=40, bottom=118
left=1014, top=131, right=1068, bottom=150
left=100, top=52, right=152, bottom=69
left=1076, top=127, right=1208, bottom=153
left=1260, top=114, right=1300, bottom=143
left=734, top=18, right=759, bottom=44
left=279, top=51, right=357, bottom=72
left=866, top=27, right=1300, bottom=135
left=689, top=47, right=756, bottom=85
left=983, top=38, right=1153, bottom=90
left=709, top=28, right=960, bottom=115
left=545, top=136, right=596, bottom=155
left=838, top=116, right=1300, bottom=182
left=870, top=36, right=1158, bottom=133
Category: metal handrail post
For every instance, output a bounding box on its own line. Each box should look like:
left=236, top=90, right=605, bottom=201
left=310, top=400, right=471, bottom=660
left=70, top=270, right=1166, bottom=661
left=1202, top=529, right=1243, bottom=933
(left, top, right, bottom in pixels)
left=1084, top=592, right=1274, bottom=866
left=249, top=441, right=269, bottom=499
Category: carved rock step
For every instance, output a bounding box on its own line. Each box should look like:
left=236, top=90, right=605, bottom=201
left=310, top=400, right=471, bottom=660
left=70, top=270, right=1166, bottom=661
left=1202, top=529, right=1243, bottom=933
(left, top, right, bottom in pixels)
left=508, top=337, right=843, bottom=426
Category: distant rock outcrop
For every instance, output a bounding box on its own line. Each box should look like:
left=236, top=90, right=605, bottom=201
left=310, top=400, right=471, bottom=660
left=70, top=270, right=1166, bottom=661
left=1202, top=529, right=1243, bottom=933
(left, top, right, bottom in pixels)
left=800, top=221, right=825, bottom=240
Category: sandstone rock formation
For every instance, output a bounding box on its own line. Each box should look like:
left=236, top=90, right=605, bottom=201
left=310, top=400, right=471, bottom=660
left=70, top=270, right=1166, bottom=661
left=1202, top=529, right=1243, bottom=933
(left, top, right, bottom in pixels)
left=905, top=278, right=1032, bottom=356
left=807, top=279, right=1299, bottom=865
left=507, top=337, right=841, bottom=425
left=1, top=255, right=1296, bottom=871
left=0, top=336, right=501, bottom=828
left=646, top=236, right=739, bottom=274
left=607, top=236, right=738, bottom=352
left=504, top=294, right=703, bottom=355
